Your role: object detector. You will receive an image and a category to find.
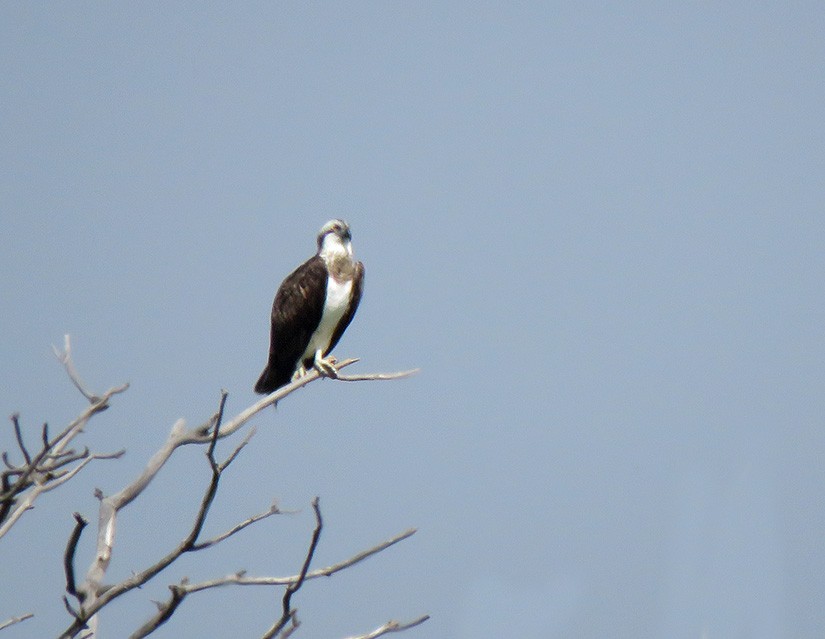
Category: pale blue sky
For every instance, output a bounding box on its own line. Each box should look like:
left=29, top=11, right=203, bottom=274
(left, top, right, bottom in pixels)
left=2, top=3, right=824, bottom=637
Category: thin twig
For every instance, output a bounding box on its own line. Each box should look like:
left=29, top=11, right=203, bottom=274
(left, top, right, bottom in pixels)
left=1, top=414, right=55, bottom=524
left=1, top=453, right=17, bottom=471
left=43, top=451, right=124, bottom=493
left=0, top=612, right=34, bottom=632
left=11, top=414, right=31, bottom=466
left=262, top=497, right=323, bottom=639
left=39, top=448, right=115, bottom=476
left=131, top=528, right=420, bottom=638
left=177, top=527, right=417, bottom=594
left=218, top=426, right=256, bottom=473
left=65, top=513, right=88, bottom=600
left=62, top=596, right=84, bottom=625
left=335, top=368, right=420, bottom=382
left=191, top=502, right=282, bottom=550
left=344, top=615, right=430, bottom=639
left=52, top=335, right=100, bottom=403
left=205, top=391, right=228, bottom=464
left=127, top=525, right=418, bottom=637
left=1, top=344, right=129, bottom=534
left=127, top=585, right=186, bottom=639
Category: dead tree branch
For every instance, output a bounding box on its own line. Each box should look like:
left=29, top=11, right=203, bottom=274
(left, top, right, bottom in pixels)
left=52, top=334, right=101, bottom=403
left=170, top=527, right=417, bottom=595
left=64, top=513, right=88, bottom=601
left=0, top=374, right=126, bottom=540
left=261, top=497, right=323, bottom=639
left=130, top=526, right=420, bottom=639
left=190, top=501, right=283, bottom=551
left=334, top=369, right=420, bottom=382
left=61, top=392, right=256, bottom=638
left=0, top=612, right=34, bottom=632
left=344, top=615, right=431, bottom=639
left=1, top=335, right=421, bottom=637
left=66, top=354, right=416, bottom=636
left=0, top=335, right=127, bottom=539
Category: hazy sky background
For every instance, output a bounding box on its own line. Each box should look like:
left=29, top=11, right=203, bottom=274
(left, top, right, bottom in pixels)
left=2, top=3, right=824, bottom=638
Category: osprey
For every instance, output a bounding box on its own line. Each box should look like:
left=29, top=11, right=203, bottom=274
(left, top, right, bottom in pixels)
left=254, top=219, right=364, bottom=395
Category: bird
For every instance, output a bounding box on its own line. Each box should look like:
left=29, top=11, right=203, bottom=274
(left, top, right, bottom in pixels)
left=254, top=219, right=364, bottom=395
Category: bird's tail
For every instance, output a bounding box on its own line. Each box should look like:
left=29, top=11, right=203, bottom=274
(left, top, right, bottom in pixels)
left=254, top=364, right=289, bottom=396
left=254, top=365, right=277, bottom=395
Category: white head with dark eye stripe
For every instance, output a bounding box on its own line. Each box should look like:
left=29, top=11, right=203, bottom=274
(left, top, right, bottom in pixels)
left=317, top=219, right=353, bottom=258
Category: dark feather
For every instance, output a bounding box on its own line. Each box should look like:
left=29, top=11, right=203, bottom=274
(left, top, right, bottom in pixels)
left=254, top=256, right=328, bottom=394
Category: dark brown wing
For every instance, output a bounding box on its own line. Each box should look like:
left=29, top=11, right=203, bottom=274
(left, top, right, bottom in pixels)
left=254, top=256, right=327, bottom=394
left=325, top=260, right=364, bottom=357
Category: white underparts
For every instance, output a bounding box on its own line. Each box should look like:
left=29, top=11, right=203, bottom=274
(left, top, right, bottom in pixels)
left=300, top=274, right=353, bottom=365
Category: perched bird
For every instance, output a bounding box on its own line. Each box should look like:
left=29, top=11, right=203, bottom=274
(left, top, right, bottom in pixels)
left=254, top=219, right=364, bottom=395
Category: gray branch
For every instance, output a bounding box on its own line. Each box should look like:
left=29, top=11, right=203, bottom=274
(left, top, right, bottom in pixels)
left=260, top=497, right=323, bottom=639
left=343, top=615, right=430, bottom=639
left=0, top=339, right=128, bottom=539
left=69, top=355, right=409, bottom=633
left=26, top=336, right=421, bottom=638
left=173, top=527, right=417, bottom=594
left=335, top=368, right=420, bottom=382
left=0, top=612, right=34, bottom=632
left=130, top=526, right=419, bottom=639
left=190, top=501, right=283, bottom=551
left=52, top=334, right=101, bottom=403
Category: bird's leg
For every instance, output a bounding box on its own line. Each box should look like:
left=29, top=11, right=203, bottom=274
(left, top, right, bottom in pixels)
left=312, top=350, right=339, bottom=379
left=292, top=364, right=307, bottom=381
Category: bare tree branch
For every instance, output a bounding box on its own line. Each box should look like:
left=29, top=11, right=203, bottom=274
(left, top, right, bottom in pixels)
left=26, top=337, right=421, bottom=638
left=174, top=527, right=417, bottom=595
left=0, top=612, right=34, bottom=632
left=69, top=357, right=382, bottom=628
left=335, top=368, right=420, bottom=382
left=344, top=615, right=430, bottom=639
left=205, top=391, right=228, bottom=463
left=52, top=334, right=102, bottom=403
left=42, top=451, right=124, bottom=493
left=0, top=389, right=126, bottom=540
left=61, top=595, right=84, bottom=627
left=261, top=497, right=323, bottom=639
left=127, top=584, right=186, bottom=639
left=11, top=414, right=31, bottom=466
left=128, top=525, right=418, bottom=638
left=191, top=501, right=283, bottom=551
left=64, top=513, right=88, bottom=601
left=62, top=393, right=247, bottom=637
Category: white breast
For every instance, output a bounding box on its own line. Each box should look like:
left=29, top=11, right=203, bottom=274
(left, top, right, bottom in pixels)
left=301, top=275, right=353, bottom=362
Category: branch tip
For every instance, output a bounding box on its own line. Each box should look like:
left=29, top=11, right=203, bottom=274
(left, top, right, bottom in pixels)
left=0, top=612, right=34, bottom=632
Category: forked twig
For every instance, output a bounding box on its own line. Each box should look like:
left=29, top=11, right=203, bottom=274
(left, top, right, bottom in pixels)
left=261, top=498, right=323, bottom=639
left=163, top=527, right=417, bottom=595
left=52, top=335, right=101, bottom=403
left=0, top=369, right=126, bottom=539
left=39, top=337, right=421, bottom=638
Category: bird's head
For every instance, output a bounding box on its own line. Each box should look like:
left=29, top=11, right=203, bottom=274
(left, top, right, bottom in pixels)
left=317, top=219, right=353, bottom=257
